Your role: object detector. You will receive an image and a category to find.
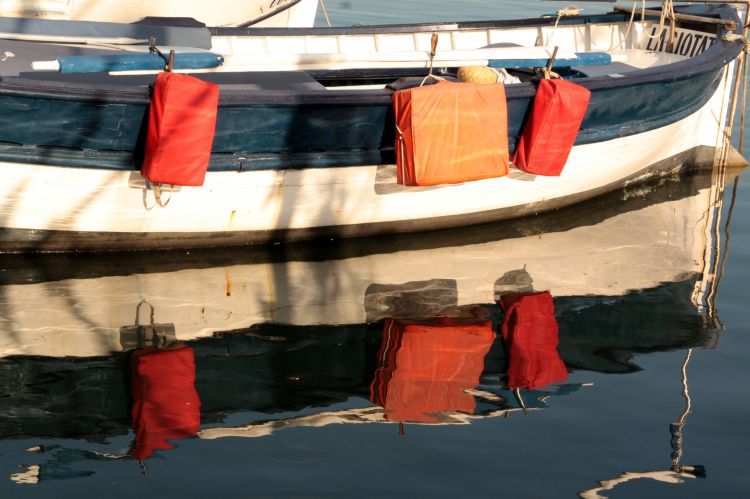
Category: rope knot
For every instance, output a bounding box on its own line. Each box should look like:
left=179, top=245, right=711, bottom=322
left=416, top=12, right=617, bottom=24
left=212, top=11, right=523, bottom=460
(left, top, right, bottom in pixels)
left=557, top=5, right=581, bottom=17
left=723, top=34, right=750, bottom=53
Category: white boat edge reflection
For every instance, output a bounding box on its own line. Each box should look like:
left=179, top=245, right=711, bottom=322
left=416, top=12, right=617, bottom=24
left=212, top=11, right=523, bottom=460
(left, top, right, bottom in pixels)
left=197, top=384, right=592, bottom=440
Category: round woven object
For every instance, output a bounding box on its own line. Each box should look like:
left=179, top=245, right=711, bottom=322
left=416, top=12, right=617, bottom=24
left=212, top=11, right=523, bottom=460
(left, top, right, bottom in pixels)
left=457, top=66, right=498, bottom=84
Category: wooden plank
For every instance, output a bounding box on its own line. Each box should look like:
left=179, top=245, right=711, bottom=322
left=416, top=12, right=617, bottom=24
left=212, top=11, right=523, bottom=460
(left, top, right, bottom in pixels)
left=35, top=46, right=618, bottom=74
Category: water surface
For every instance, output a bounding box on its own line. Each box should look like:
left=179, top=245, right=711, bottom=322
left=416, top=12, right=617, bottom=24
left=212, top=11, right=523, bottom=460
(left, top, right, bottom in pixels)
left=1, top=2, right=749, bottom=498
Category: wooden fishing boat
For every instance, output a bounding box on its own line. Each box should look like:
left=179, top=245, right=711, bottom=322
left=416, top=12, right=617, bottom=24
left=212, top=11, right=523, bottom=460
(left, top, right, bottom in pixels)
left=0, top=0, right=320, bottom=27
left=0, top=3, right=746, bottom=252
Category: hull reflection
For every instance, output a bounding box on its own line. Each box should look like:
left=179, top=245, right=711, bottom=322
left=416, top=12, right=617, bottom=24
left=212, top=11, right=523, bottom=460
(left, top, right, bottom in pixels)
left=0, top=167, right=740, bottom=479
left=0, top=169, right=732, bottom=357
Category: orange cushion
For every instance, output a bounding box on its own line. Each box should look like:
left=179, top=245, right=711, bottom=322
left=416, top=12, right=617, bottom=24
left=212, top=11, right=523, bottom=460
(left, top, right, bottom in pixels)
left=393, top=80, right=509, bottom=186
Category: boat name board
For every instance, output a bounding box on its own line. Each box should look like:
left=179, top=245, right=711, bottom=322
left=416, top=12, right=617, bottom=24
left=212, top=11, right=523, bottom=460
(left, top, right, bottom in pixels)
left=644, top=27, right=717, bottom=57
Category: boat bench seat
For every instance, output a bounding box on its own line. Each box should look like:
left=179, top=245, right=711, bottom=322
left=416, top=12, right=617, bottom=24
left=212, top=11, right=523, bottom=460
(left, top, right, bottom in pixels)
left=572, top=49, right=688, bottom=76
left=0, top=39, right=127, bottom=78
left=196, top=71, right=328, bottom=92
left=11, top=66, right=328, bottom=93
left=2, top=39, right=327, bottom=91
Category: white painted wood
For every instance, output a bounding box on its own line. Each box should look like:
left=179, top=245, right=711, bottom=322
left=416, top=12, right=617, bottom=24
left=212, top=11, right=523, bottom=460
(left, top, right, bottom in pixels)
left=217, top=46, right=586, bottom=67
left=180, top=21, right=694, bottom=73
left=35, top=46, right=622, bottom=75
left=30, top=59, right=58, bottom=70
left=208, top=21, right=712, bottom=60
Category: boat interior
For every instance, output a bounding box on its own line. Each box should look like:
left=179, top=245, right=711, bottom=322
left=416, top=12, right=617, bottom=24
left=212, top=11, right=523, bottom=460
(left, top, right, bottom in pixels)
left=0, top=5, right=732, bottom=92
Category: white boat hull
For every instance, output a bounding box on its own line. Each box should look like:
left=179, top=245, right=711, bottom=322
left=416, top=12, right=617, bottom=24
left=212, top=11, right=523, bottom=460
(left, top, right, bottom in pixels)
left=0, top=73, right=737, bottom=249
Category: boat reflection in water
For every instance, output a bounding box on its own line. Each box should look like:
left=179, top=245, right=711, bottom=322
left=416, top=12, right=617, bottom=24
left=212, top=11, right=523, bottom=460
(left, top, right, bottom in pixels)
left=0, top=165, right=740, bottom=485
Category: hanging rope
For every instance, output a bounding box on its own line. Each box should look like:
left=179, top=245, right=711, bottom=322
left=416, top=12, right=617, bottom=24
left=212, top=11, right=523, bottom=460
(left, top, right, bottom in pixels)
left=735, top=4, right=750, bottom=153
left=622, top=2, right=637, bottom=48
left=610, top=2, right=638, bottom=51
left=318, top=0, right=332, bottom=27
left=547, top=5, right=581, bottom=46
left=713, top=65, right=732, bottom=166
left=543, top=46, right=560, bottom=80
left=719, top=34, right=750, bottom=165
left=642, top=0, right=675, bottom=40
left=723, top=33, right=750, bottom=51
left=723, top=33, right=750, bottom=152
left=420, top=33, right=445, bottom=86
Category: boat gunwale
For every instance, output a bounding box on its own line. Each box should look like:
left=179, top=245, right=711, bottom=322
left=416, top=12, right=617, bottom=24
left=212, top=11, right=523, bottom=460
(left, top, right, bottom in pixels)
left=0, top=6, right=742, bottom=106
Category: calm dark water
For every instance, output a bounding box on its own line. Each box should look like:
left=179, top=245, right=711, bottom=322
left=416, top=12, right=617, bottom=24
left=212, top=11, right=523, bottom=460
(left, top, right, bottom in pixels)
left=1, top=2, right=750, bottom=498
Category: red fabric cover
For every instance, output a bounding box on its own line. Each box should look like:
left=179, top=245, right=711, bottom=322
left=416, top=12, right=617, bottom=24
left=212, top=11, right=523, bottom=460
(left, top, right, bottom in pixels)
left=141, top=72, right=219, bottom=186
left=500, top=292, right=567, bottom=390
left=392, top=80, right=509, bottom=186
left=370, top=318, right=494, bottom=423
left=512, top=78, right=590, bottom=176
left=130, top=347, right=201, bottom=460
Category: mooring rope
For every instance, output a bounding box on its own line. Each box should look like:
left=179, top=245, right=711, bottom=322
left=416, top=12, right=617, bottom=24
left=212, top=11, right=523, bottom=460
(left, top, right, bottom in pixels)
left=547, top=5, right=581, bottom=46
left=642, top=0, right=675, bottom=40
left=723, top=33, right=750, bottom=50
left=723, top=34, right=750, bottom=150
left=714, top=64, right=732, bottom=159
left=318, top=0, right=332, bottom=27
left=741, top=45, right=749, bottom=151
left=610, top=2, right=638, bottom=51
left=556, top=4, right=581, bottom=17
left=719, top=33, right=750, bottom=163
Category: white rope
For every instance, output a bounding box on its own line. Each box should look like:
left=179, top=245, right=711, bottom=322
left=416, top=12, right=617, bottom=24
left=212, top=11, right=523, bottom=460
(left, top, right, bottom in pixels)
left=557, top=4, right=581, bottom=17
left=318, top=0, right=332, bottom=27
left=643, top=0, right=675, bottom=40
left=610, top=2, right=638, bottom=51
left=547, top=5, right=581, bottom=46
left=724, top=33, right=750, bottom=52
